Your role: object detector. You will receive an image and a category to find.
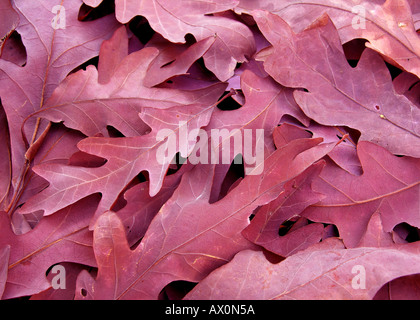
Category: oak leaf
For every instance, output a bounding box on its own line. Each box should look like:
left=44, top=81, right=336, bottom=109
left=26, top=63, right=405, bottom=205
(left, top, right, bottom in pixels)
left=303, top=141, right=420, bottom=248
left=75, top=136, right=337, bottom=299
left=185, top=239, right=420, bottom=299
left=113, top=0, right=256, bottom=81
left=254, top=11, right=420, bottom=157
left=237, top=0, right=420, bottom=78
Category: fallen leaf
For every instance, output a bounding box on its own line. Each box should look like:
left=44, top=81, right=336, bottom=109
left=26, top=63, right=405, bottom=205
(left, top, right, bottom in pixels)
left=303, top=141, right=420, bottom=248
left=185, top=239, right=420, bottom=299
left=237, top=0, right=420, bottom=77
left=254, top=11, right=420, bottom=157
left=1, top=195, right=99, bottom=299
left=242, top=162, right=325, bottom=257
left=113, top=0, right=256, bottom=81
left=75, top=136, right=337, bottom=299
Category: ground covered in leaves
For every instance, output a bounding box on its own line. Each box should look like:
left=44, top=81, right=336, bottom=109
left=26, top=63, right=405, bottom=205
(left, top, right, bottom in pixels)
left=1, top=0, right=420, bottom=300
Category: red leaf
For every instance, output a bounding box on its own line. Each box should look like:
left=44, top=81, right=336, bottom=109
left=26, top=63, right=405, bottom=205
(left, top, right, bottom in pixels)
left=0, top=0, right=18, bottom=45
left=374, top=274, right=420, bottom=300
left=143, top=34, right=216, bottom=87
left=303, top=141, right=420, bottom=248
left=75, top=137, right=337, bottom=299
left=30, top=263, right=90, bottom=300
left=0, top=246, right=10, bottom=299
left=115, top=163, right=191, bottom=247
left=2, top=0, right=420, bottom=302
left=0, top=0, right=119, bottom=214
left=202, top=70, right=309, bottom=201
left=237, top=0, right=420, bottom=77
left=36, top=27, right=225, bottom=138
left=357, top=212, right=395, bottom=248
left=0, top=104, right=11, bottom=211
left=113, top=0, right=256, bottom=81
left=1, top=195, right=99, bottom=299
left=185, top=239, right=420, bottom=300
left=19, top=99, right=224, bottom=222
left=254, top=11, right=420, bottom=158
left=242, top=162, right=325, bottom=257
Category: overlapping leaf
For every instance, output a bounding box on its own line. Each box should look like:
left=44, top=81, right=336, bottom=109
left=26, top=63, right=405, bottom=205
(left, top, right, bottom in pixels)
left=184, top=239, right=420, bottom=300
left=19, top=26, right=226, bottom=221
left=0, top=105, right=11, bottom=211
left=242, top=162, right=325, bottom=257
left=198, top=70, right=309, bottom=200
left=88, top=0, right=256, bottom=81
left=1, top=0, right=420, bottom=301
left=34, top=26, right=225, bottom=138
left=1, top=195, right=99, bottom=299
left=143, top=34, right=217, bottom=88
left=303, top=141, right=420, bottom=248
left=0, top=246, right=10, bottom=299
left=19, top=101, right=222, bottom=222
left=254, top=11, right=420, bottom=158
left=75, top=136, right=337, bottom=299
left=236, top=0, right=420, bottom=78
left=0, top=0, right=119, bottom=213
left=0, top=0, right=18, bottom=44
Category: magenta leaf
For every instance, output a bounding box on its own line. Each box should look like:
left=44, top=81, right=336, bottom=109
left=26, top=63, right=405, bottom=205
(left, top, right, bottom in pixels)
left=374, top=274, right=420, bottom=300
left=0, top=105, right=11, bottom=211
left=30, top=263, right=90, bottom=300
left=143, top=35, right=217, bottom=88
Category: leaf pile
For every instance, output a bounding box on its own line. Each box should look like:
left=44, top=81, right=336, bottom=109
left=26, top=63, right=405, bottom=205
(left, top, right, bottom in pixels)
left=1, top=0, right=420, bottom=300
